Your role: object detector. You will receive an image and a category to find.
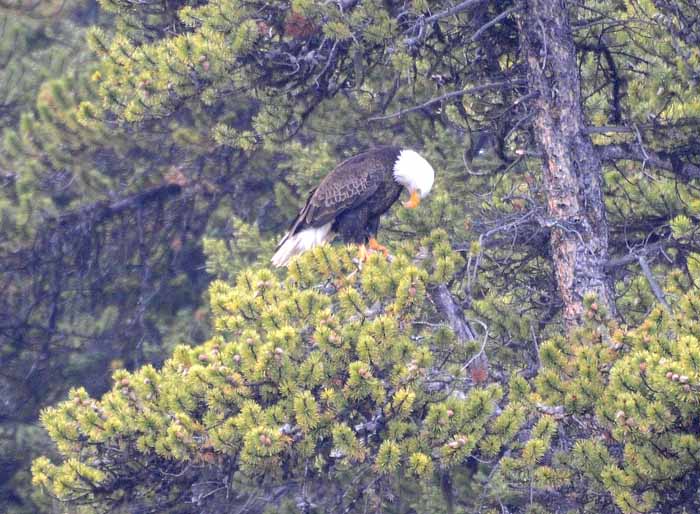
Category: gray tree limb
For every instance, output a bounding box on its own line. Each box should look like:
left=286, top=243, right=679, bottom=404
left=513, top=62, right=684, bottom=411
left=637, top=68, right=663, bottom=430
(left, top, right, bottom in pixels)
left=638, top=256, right=671, bottom=311
left=596, top=142, right=700, bottom=181
left=368, top=81, right=522, bottom=121
left=431, top=284, right=476, bottom=342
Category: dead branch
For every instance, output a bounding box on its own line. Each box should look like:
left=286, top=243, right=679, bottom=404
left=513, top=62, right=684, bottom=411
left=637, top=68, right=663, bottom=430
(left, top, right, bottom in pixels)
left=596, top=142, right=700, bottom=181
left=638, top=256, right=671, bottom=311
left=431, top=284, right=476, bottom=342
left=368, top=80, right=522, bottom=121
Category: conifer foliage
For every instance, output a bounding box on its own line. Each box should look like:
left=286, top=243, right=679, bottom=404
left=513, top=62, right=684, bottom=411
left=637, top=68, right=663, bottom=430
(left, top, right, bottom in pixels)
left=32, top=240, right=700, bottom=513
left=32, top=236, right=512, bottom=512
left=529, top=290, right=700, bottom=513
left=4, top=0, right=700, bottom=512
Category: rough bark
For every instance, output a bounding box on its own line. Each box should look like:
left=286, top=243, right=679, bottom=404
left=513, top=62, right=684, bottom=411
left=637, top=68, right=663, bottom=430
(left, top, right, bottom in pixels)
left=520, top=0, right=616, bottom=327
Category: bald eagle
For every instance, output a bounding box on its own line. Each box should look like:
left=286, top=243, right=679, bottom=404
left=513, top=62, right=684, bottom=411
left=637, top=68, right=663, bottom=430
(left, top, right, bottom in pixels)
left=271, top=147, right=435, bottom=267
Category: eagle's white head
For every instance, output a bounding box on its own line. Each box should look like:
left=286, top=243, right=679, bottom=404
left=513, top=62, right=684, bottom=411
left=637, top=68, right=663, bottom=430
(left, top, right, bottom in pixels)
left=393, top=149, right=435, bottom=208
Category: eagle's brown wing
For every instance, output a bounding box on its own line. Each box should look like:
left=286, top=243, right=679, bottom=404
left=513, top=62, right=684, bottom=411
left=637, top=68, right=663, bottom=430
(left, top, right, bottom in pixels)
left=306, top=158, right=379, bottom=225
left=277, top=152, right=385, bottom=248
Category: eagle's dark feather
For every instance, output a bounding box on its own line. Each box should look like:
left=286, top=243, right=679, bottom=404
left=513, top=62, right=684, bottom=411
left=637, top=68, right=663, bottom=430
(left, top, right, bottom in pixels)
left=272, top=146, right=433, bottom=267
left=276, top=147, right=401, bottom=250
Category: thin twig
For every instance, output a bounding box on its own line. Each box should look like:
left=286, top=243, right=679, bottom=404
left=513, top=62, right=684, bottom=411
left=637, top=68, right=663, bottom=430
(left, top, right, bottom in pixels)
left=404, top=0, right=489, bottom=45
left=461, top=325, right=489, bottom=372
left=369, top=81, right=520, bottom=121
left=471, top=6, right=521, bottom=41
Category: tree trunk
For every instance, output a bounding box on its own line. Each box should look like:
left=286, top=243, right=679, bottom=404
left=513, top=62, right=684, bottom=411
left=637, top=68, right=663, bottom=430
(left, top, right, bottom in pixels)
left=520, top=0, right=616, bottom=327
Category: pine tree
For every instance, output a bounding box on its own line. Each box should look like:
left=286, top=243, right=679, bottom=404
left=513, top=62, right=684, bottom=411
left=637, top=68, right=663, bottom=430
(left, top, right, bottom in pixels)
left=32, top=238, right=516, bottom=512
left=6, top=0, right=700, bottom=512
left=32, top=241, right=700, bottom=512
left=69, top=0, right=700, bottom=333
left=0, top=3, right=103, bottom=512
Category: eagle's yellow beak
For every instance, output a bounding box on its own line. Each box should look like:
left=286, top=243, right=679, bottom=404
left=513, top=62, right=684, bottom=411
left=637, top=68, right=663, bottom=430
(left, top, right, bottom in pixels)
left=403, top=189, right=421, bottom=209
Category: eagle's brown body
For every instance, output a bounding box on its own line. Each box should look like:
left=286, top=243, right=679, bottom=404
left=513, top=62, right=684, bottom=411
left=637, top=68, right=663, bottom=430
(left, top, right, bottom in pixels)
left=284, top=146, right=402, bottom=245
left=272, top=146, right=434, bottom=267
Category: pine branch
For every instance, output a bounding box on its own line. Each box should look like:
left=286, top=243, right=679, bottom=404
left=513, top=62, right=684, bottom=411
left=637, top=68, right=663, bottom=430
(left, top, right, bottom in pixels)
left=638, top=256, right=671, bottom=311
left=604, top=241, right=668, bottom=269
left=56, top=183, right=184, bottom=227
left=596, top=142, right=700, bottom=181
left=431, top=284, right=476, bottom=342
left=368, top=81, right=521, bottom=121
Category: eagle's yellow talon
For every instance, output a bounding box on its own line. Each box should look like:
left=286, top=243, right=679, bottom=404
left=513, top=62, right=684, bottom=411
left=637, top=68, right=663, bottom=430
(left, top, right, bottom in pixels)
left=368, top=237, right=389, bottom=256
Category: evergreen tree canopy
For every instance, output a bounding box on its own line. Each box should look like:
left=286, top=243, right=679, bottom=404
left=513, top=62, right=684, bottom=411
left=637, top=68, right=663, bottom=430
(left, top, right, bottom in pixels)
left=0, top=0, right=699, bottom=512
left=31, top=242, right=700, bottom=513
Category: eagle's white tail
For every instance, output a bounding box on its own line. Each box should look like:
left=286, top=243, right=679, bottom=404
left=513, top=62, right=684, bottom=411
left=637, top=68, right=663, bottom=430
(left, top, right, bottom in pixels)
left=271, top=223, right=334, bottom=267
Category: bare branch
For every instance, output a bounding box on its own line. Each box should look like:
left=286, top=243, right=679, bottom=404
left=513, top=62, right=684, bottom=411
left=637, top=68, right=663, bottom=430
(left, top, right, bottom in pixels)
left=368, top=81, right=521, bottom=121
left=55, top=183, right=184, bottom=227
left=431, top=284, right=476, bottom=342
left=638, top=256, right=671, bottom=311
left=585, top=119, right=700, bottom=134
left=604, top=241, right=668, bottom=269
left=404, top=0, right=489, bottom=45
left=424, top=0, right=489, bottom=24
left=461, top=324, right=488, bottom=372
left=431, top=283, right=491, bottom=378
left=536, top=403, right=565, bottom=419
left=585, top=125, right=639, bottom=134
left=337, top=0, right=359, bottom=11
left=471, top=6, right=521, bottom=41
left=596, top=142, right=700, bottom=181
